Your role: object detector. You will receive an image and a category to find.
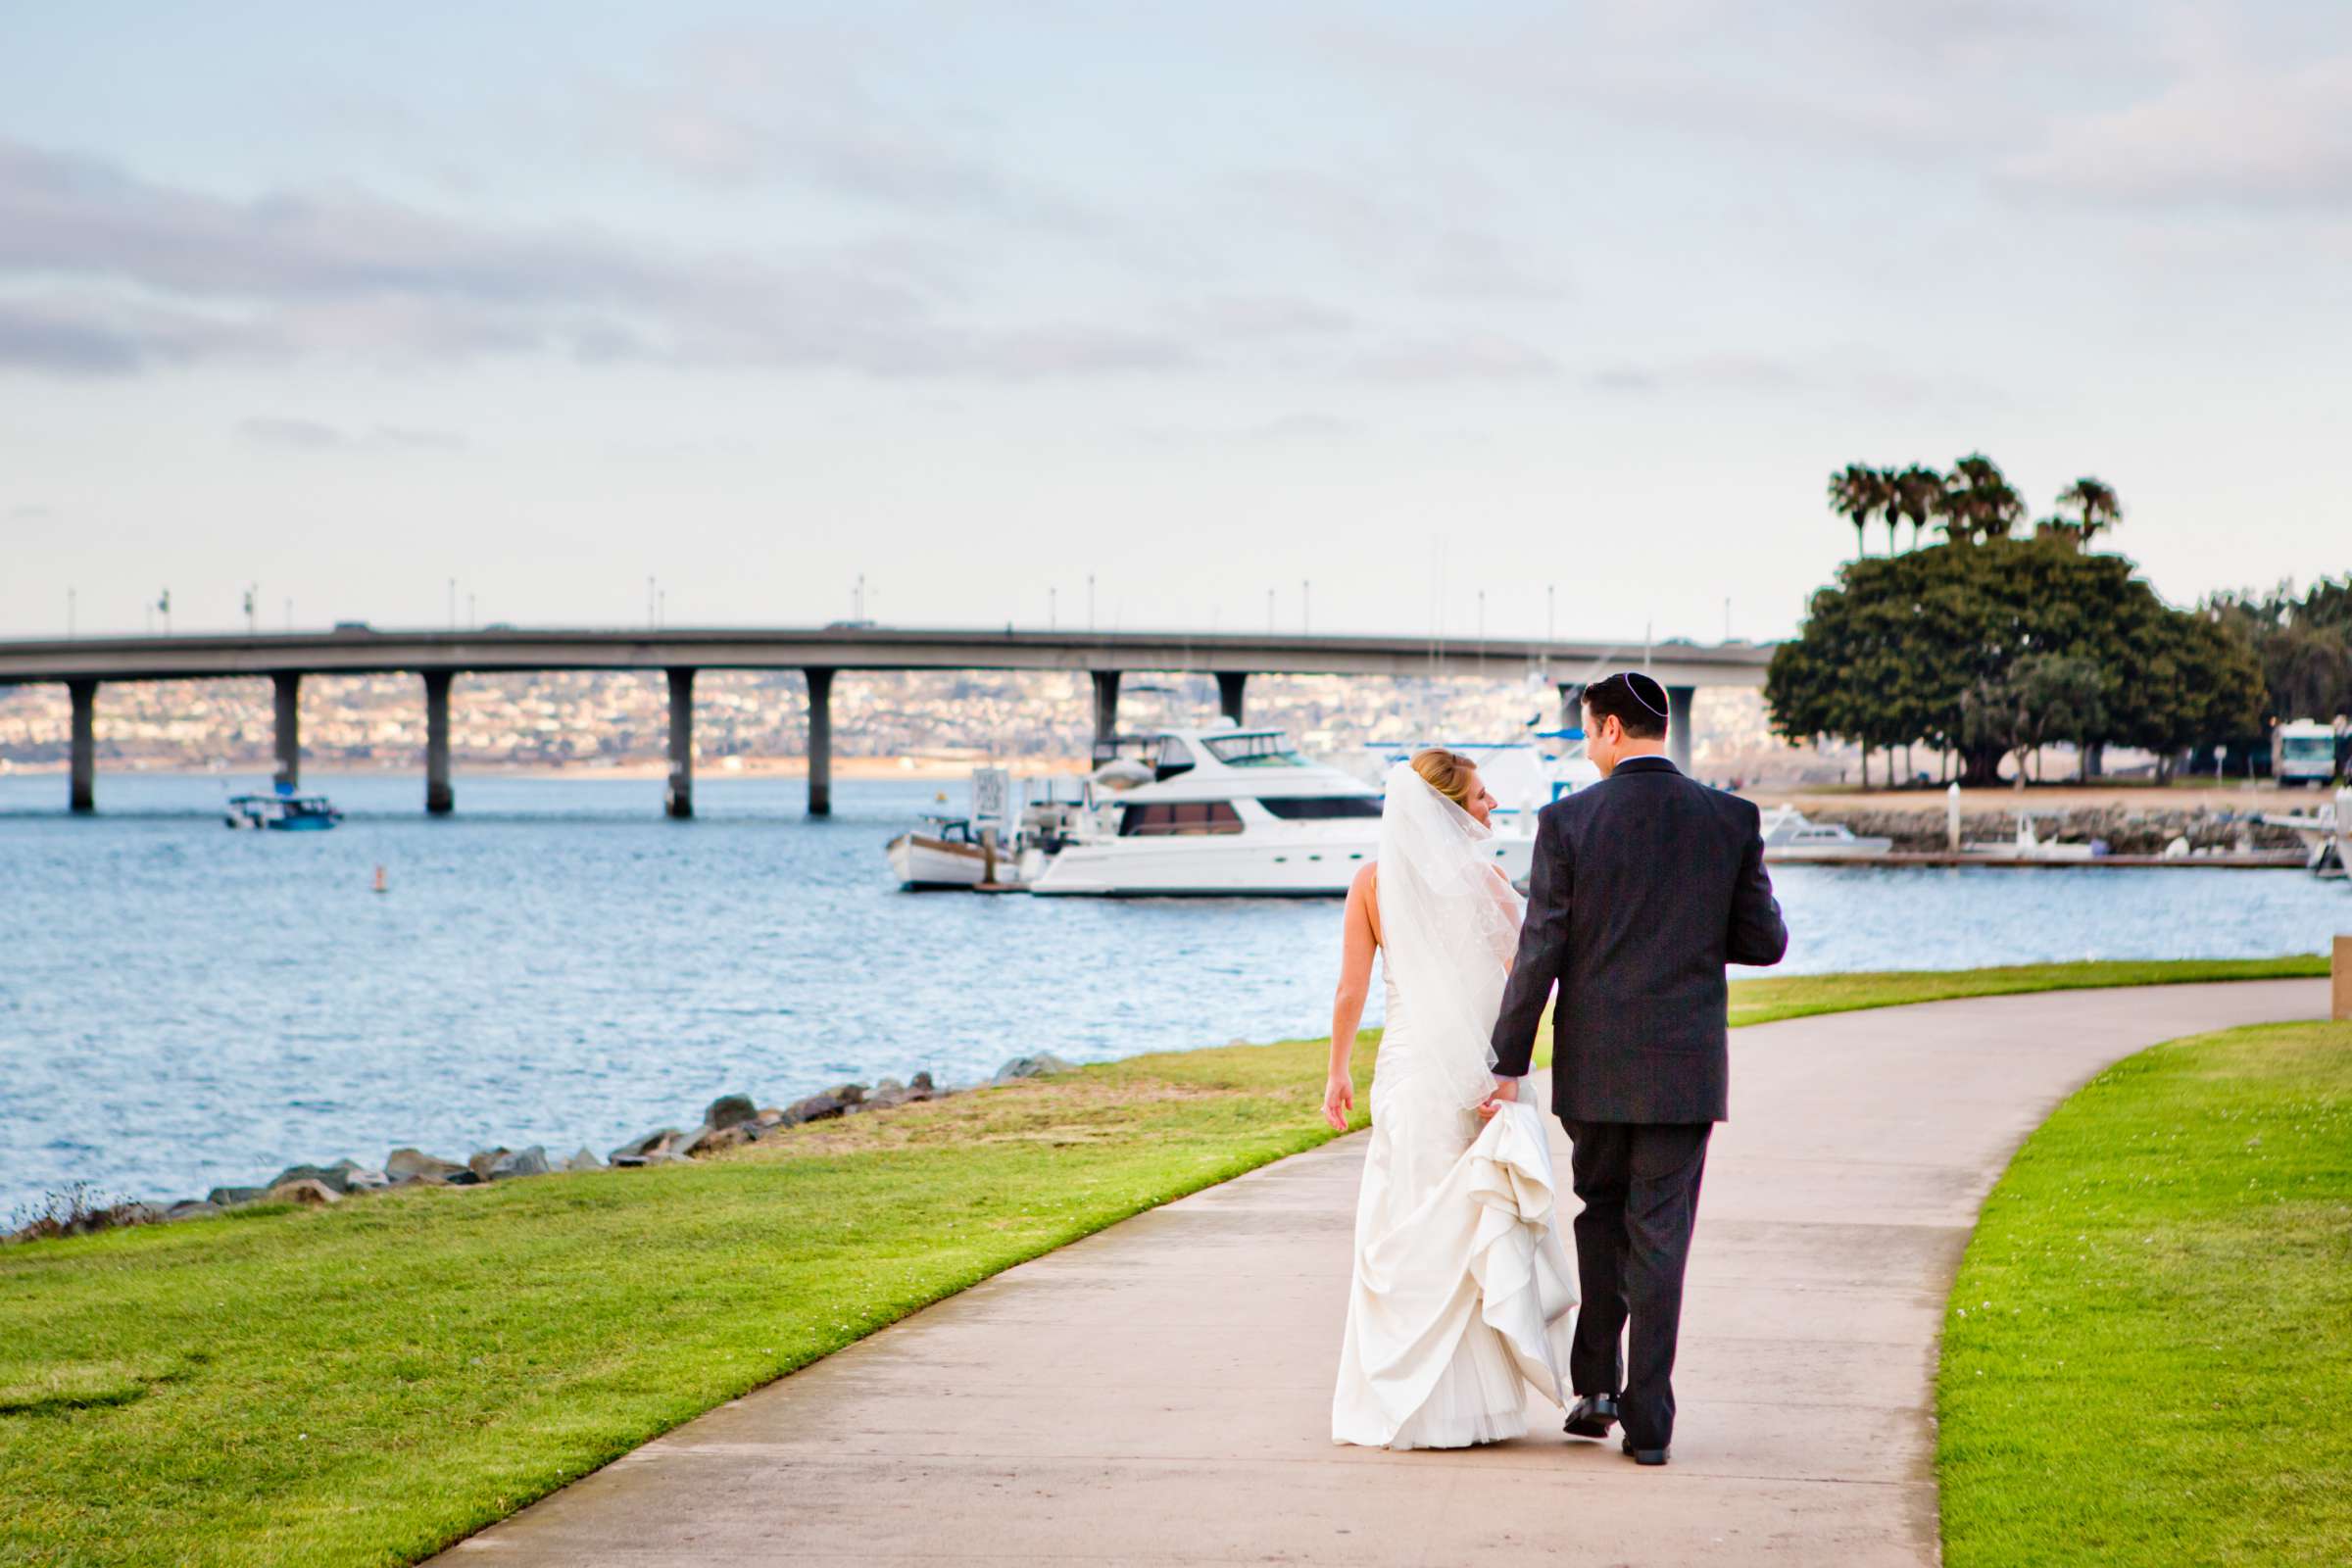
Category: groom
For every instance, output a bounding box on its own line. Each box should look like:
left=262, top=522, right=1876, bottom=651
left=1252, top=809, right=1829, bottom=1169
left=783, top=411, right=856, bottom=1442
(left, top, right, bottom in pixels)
left=1487, top=670, right=1788, bottom=1466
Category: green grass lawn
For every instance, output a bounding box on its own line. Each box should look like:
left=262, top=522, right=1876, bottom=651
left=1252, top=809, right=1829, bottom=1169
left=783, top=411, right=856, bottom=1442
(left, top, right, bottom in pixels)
left=0, top=956, right=2329, bottom=1566
left=1939, top=1020, right=2352, bottom=1566
left=1728, top=955, right=2328, bottom=1028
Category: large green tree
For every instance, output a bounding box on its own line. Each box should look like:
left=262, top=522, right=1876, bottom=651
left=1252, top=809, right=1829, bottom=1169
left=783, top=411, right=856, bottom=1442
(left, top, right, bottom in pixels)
left=1767, top=537, right=2264, bottom=785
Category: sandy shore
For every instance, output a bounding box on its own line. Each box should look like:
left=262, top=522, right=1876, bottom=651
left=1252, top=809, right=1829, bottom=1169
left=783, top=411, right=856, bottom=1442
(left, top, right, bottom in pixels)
left=0, top=755, right=1092, bottom=783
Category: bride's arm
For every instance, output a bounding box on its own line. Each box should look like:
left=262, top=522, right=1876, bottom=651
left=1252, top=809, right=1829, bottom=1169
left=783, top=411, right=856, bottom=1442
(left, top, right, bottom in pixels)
left=1324, top=865, right=1378, bottom=1131
left=1485, top=864, right=1523, bottom=969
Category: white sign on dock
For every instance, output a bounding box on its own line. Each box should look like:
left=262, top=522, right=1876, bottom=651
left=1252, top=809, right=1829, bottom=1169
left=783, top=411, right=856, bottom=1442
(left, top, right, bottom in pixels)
left=972, top=767, right=1013, bottom=830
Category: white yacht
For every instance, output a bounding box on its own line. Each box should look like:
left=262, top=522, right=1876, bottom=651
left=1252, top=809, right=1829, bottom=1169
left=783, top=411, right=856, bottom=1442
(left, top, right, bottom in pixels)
left=1028, top=726, right=1533, bottom=897
left=1758, top=805, right=1894, bottom=860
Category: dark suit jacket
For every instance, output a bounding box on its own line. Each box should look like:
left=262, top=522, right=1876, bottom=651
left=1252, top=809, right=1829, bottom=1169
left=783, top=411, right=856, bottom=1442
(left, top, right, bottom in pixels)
left=1491, top=757, right=1788, bottom=1123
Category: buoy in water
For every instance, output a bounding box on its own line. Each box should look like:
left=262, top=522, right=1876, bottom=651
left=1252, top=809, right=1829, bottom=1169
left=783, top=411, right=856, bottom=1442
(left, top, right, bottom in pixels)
left=371, top=864, right=388, bottom=895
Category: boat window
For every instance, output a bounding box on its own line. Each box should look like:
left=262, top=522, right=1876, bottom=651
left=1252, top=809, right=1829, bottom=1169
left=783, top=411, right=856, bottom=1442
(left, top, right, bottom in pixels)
left=1118, top=801, right=1246, bottom=837
left=1257, top=796, right=1383, bottom=820
left=1154, top=736, right=1197, bottom=782
left=1203, top=732, right=1308, bottom=767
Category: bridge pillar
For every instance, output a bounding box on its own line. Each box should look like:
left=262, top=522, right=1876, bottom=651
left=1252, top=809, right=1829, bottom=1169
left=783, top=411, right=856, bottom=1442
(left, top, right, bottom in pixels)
left=664, top=667, right=694, bottom=819
left=68, top=678, right=96, bottom=813
left=1667, top=684, right=1696, bottom=774
left=806, top=666, right=834, bottom=818
left=422, top=670, right=454, bottom=814
left=271, top=672, right=301, bottom=791
left=1216, top=671, right=1247, bottom=725
left=1091, top=670, right=1122, bottom=747
left=1556, top=682, right=1586, bottom=734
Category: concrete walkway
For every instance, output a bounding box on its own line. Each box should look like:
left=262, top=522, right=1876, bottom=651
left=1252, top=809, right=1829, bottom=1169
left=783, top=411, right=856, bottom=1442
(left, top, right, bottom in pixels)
left=434, top=980, right=2325, bottom=1567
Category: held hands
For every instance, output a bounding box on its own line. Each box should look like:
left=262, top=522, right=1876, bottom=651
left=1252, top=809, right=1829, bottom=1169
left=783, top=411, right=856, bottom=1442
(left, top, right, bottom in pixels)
left=1322, top=1074, right=1356, bottom=1132
left=1476, top=1077, right=1520, bottom=1122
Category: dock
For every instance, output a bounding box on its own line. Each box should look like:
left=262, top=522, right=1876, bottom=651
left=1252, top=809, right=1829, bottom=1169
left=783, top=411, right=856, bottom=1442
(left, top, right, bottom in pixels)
left=1769, top=851, right=2309, bottom=869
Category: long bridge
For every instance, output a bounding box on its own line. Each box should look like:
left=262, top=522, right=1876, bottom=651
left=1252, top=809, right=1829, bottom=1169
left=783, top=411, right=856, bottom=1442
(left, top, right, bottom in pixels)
left=0, top=625, right=1774, bottom=816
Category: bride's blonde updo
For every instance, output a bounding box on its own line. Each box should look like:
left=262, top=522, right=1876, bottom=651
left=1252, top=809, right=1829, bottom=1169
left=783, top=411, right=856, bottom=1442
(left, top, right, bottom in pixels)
left=1408, top=748, right=1478, bottom=808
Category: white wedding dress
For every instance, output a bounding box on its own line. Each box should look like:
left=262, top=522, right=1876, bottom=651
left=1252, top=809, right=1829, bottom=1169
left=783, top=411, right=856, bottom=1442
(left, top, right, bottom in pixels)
left=1331, top=765, right=1578, bottom=1450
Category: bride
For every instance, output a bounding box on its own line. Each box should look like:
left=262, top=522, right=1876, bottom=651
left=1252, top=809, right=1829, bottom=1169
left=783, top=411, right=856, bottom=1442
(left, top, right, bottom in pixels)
left=1326, top=749, right=1578, bottom=1449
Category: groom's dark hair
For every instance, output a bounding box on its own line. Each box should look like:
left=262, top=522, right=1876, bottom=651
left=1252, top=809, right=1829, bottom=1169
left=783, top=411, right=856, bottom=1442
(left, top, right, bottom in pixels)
left=1582, top=671, right=1670, bottom=740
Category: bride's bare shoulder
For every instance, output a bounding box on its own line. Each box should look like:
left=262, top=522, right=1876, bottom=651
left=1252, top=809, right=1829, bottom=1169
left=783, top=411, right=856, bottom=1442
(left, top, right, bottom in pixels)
left=1348, top=861, right=1381, bottom=943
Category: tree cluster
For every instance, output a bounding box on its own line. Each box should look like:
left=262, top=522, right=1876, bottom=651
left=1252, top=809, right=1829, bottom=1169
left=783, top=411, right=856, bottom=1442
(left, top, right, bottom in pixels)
left=1828, top=452, right=2118, bottom=555
left=1767, top=530, right=2265, bottom=787
left=2205, top=577, right=2352, bottom=737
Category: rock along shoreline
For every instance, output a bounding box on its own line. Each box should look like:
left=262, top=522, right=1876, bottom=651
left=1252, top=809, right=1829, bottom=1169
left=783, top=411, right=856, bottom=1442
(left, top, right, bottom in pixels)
left=5, top=1054, right=1076, bottom=1246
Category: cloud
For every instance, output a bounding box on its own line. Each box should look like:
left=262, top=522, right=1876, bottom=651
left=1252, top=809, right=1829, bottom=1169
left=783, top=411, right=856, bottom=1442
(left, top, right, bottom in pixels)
left=2002, top=54, right=2352, bottom=209
left=373, top=425, right=469, bottom=451
left=592, top=22, right=1089, bottom=229
left=1587, top=354, right=1800, bottom=395
left=239, top=416, right=346, bottom=450
left=1246, top=412, right=1363, bottom=444
left=237, top=416, right=471, bottom=452
left=1358, top=333, right=1560, bottom=381
left=0, top=138, right=1183, bottom=380
left=1583, top=350, right=2005, bottom=409
left=1178, top=294, right=1355, bottom=340
left=1306, top=7, right=2079, bottom=166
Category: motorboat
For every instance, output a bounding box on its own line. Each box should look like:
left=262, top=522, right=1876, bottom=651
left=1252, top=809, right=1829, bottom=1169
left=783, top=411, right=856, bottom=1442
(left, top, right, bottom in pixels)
left=2258, top=787, right=2350, bottom=879
left=1962, top=811, right=2102, bottom=862
left=885, top=816, right=1016, bottom=890
left=1758, top=806, right=1894, bottom=860
left=1029, top=726, right=1522, bottom=897
left=225, top=792, right=343, bottom=831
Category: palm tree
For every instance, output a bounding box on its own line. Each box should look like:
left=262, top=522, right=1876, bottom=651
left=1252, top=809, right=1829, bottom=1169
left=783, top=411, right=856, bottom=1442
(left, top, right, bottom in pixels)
left=1937, top=452, right=2025, bottom=544
left=1828, top=464, right=1888, bottom=558
left=2054, top=476, right=2122, bottom=547
left=1890, top=464, right=1942, bottom=551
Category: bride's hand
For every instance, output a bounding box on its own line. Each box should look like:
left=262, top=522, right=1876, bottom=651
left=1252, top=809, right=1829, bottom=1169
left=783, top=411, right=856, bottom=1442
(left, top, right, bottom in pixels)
left=1476, top=1077, right=1520, bottom=1121
left=1322, top=1074, right=1356, bottom=1131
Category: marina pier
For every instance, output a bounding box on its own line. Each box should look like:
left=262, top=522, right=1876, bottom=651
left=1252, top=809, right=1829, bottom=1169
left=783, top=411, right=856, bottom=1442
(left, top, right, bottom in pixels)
left=0, top=626, right=1770, bottom=817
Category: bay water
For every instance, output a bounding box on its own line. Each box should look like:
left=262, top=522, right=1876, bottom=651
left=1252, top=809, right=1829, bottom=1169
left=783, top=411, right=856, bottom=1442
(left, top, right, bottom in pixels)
left=2, top=771, right=2344, bottom=1217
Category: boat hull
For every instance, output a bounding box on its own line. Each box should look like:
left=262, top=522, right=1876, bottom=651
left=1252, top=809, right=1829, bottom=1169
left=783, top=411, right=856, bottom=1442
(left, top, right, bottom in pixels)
left=886, top=833, right=1007, bottom=890
left=1029, top=832, right=1534, bottom=897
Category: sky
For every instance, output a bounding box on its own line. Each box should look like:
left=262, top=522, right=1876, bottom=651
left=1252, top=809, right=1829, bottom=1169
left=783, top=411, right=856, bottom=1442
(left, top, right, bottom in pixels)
left=1, top=1, right=2347, bottom=645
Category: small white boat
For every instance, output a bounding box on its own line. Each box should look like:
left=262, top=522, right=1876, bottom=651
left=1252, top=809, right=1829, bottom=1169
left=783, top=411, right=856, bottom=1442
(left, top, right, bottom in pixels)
left=224, top=791, right=343, bottom=831
left=1759, top=806, right=1893, bottom=860
left=1963, top=811, right=2102, bottom=862
left=885, top=817, right=1016, bottom=890
left=2258, top=787, right=2350, bottom=879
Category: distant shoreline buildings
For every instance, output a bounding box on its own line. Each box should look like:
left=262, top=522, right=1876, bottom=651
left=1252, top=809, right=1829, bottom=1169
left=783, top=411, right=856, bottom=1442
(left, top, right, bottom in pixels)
left=0, top=667, right=1790, bottom=781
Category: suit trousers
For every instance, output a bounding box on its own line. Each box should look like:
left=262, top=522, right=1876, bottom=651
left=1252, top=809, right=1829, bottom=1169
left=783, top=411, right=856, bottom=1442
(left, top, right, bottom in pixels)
left=1561, top=1118, right=1712, bottom=1450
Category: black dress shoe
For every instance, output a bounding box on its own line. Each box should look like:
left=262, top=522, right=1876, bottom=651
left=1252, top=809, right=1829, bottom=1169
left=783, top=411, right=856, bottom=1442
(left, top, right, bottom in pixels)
left=1563, top=1394, right=1619, bottom=1439
left=1622, top=1437, right=1669, bottom=1466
